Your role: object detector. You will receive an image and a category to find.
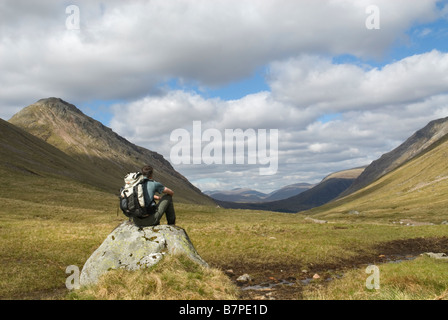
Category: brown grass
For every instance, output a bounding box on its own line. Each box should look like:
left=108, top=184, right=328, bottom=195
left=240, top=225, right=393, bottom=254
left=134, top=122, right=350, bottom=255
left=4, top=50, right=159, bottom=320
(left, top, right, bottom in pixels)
left=70, top=254, right=239, bottom=300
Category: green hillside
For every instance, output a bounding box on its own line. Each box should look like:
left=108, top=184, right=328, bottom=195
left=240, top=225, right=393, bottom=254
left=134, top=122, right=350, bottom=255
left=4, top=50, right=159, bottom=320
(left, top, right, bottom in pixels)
left=0, top=118, right=116, bottom=192
left=306, top=132, right=448, bottom=223
left=343, top=116, right=448, bottom=196
left=8, top=98, right=214, bottom=205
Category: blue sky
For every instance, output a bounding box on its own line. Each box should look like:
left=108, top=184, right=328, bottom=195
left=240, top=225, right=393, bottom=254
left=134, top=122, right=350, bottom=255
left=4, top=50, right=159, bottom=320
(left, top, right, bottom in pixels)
left=1, top=0, right=448, bottom=192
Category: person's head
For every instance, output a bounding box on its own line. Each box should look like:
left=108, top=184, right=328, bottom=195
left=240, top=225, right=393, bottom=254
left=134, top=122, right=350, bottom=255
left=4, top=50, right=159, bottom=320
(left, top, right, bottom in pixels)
left=142, top=165, right=153, bottom=178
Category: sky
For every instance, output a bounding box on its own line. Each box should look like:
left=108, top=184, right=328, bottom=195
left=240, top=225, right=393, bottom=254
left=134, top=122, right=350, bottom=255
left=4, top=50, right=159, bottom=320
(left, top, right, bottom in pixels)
left=1, top=0, right=448, bottom=193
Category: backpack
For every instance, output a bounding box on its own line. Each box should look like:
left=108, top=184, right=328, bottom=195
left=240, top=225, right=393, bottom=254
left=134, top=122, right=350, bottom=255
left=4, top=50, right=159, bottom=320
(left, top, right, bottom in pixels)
left=119, top=172, right=156, bottom=218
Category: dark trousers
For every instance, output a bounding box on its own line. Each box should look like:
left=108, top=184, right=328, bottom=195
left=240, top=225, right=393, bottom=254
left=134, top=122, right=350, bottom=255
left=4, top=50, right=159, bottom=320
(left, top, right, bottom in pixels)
left=133, top=195, right=176, bottom=227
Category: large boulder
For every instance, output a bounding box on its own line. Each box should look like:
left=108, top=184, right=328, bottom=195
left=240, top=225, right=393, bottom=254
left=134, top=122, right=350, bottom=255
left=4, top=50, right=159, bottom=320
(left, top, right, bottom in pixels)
left=79, top=221, right=208, bottom=286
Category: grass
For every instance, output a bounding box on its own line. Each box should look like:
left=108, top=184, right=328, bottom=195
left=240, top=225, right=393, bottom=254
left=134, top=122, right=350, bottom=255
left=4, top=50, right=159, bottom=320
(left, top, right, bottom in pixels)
left=302, top=256, right=448, bottom=300
left=69, top=255, right=239, bottom=300
left=178, top=205, right=447, bottom=269
left=306, top=135, right=448, bottom=224
left=0, top=167, right=447, bottom=300
left=3, top=103, right=448, bottom=300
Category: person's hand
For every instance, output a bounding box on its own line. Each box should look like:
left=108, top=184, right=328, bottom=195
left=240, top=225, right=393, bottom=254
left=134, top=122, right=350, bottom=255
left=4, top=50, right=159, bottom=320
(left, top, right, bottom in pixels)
left=153, top=195, right=160, bottom=201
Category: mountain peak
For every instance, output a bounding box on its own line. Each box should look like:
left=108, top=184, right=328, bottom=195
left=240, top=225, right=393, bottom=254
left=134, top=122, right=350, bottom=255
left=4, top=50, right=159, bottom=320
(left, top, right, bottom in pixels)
left=9, top=98, right=84, bottom=125
left=37, top=97, right=71, bottom=105
left=8, top=98, right=214, bottom=205
left=36, top=97, right=83, bottom=114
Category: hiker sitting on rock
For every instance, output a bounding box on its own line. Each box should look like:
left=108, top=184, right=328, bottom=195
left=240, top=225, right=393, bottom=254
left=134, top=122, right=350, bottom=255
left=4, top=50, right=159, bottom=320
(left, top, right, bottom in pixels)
left=133, top=165, right=176, bottom=227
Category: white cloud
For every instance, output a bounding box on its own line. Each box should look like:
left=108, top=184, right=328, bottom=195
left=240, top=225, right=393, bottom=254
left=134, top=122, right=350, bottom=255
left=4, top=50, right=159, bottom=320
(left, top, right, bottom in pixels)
left=108, top=51, right=448, bottom=192
left=0, top=0, right=442, bottom=119
left=268, top=50, right=448, bottom=112
left=1, top=0, right=448, bottom=193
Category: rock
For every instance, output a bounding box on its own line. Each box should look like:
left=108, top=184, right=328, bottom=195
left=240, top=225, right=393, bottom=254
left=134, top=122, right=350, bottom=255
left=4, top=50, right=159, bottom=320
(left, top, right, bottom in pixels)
left=304, top=217, right=327, bottom=224
left=79, top=221, right=208, bottom=286
left=348, top=210, right=360, bottom=215
left=421, top=252, right=448, bottom=260
left=399, top=219, right=434, bottom=226
left=441, top=221, right=448, bottom=225
left=236, top=274, right=252, bottom=283
left=225, top=269, right=234, bottom=276
left=312, top=273, right=320, bottom=279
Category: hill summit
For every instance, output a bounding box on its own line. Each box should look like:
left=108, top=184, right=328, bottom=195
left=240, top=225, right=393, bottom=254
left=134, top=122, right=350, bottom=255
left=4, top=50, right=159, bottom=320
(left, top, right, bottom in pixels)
left=307, top=116, right=448, bottom=223
left=8, top=98, right=214, bottom=205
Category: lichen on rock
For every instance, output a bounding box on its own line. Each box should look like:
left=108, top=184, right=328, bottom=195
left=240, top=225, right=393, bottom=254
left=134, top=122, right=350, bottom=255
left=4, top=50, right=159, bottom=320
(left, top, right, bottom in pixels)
left=79, top=220, right=208, bottom=286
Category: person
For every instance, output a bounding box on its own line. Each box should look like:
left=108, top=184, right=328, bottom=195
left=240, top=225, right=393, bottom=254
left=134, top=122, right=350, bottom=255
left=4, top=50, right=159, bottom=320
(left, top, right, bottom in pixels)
left=132, top=165, right=176, bottom=227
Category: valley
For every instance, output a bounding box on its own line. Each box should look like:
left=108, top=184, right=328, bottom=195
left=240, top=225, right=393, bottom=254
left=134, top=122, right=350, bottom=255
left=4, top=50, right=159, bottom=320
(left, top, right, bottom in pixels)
left=0, top=98, right=447, bottom=301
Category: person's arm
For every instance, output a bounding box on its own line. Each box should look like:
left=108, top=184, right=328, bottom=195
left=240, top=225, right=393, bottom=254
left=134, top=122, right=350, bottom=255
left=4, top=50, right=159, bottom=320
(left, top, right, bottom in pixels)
left=162, top=187, right=174, bottom=196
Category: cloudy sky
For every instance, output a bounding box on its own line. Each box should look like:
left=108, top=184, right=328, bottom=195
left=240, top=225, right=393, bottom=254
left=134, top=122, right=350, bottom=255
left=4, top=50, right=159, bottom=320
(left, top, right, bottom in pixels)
left=2, top=0, right=448, bottom=193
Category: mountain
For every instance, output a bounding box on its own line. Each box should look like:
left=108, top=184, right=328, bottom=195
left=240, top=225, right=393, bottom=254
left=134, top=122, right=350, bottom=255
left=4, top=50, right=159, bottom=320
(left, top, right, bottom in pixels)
left=343, top=116, right=448, bottom=196
left=216, top=167, right=364, bottom=213
left=306, top=118, right=448, bottom=223
left=205, top=188, right=268, bottom=203
left=8, top=98, right=214, bottom=205
left=263, top=183, right=315, bottom=201
left=0, top=117, right=111, bottom=188
left=205, top=183, right=314, bottom=203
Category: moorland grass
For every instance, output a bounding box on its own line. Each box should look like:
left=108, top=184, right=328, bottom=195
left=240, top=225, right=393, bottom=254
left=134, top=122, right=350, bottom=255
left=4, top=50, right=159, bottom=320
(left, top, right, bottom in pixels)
left=302, top=255, right=448, bottom=300
left=1, top=172, right=447, bottom=300
left=70, top=254, right=239, bottom=300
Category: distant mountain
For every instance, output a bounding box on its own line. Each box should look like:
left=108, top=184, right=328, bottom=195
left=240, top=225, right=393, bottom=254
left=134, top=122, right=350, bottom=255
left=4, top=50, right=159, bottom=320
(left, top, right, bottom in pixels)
left=205, top=188, right=267, bottom=202
left=307, top=117, right=448, bottom=223
left=205, top=183, right=315, bottom=203
left=216, top=167, right=364, bottom=213
left=263, top=183, right=315, bottom=201
left=343, top=116, right=448, bottom=196
left=8, top=98, right=214, bottom=205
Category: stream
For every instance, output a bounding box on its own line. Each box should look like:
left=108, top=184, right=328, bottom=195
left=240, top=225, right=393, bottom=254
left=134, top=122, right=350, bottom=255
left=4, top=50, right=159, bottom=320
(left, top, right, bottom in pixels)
left=241, top=253, right=418, bottom=292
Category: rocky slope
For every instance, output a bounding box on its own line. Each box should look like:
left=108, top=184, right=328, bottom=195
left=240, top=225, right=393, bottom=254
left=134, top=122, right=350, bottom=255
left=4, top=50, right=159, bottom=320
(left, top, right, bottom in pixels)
left=8, top=98, right=214, bottom=205
left=307, top=125, right=448, bottom=223
left=343, top=116, right=448, bottom=196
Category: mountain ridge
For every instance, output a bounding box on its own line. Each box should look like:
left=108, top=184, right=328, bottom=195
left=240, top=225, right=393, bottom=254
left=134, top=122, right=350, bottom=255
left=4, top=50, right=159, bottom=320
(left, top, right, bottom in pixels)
left=205, top=183, right=315, bottom=203
left=8, top=98, right=214, bottom=205
left=0, top=117, right=115, bottom=191
left=306, top=127, right=448, bottom=222
left=216, top=167, right=363, bottom=213
left=343, top=116, right=448, bottom=196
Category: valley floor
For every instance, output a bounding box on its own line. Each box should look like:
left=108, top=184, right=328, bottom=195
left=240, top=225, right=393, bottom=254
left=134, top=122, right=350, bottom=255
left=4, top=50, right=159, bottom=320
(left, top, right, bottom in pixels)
left=232, top=237, right=448, bottom=300
left=1, top=197, right=447, bottom=301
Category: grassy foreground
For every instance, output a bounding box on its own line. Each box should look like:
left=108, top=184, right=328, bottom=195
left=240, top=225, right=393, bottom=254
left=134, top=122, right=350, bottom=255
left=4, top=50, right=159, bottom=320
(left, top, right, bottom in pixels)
left=0, top=171, right=447, bottom=300
left=303, top=255, right=448, bottom=300
left=70, top=254, right=239, bottom=300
